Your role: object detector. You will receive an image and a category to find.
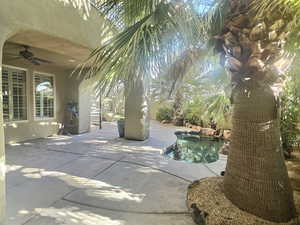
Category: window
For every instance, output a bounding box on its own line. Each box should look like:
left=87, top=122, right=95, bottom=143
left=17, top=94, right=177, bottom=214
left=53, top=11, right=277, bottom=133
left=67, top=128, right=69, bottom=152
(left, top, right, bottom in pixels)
left=2, top=69, right=9, bottom=121
left=2, top=66, right=27, bottom=121
left=34, top=73, right=55, bottom=119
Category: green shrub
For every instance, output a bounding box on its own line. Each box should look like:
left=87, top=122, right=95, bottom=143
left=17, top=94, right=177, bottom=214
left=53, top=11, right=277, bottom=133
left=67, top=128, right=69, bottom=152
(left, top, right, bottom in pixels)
left=156, top=107, right=173, bottom=122
left=280, top=75, right=300, bottom=157
left=184, top=108, right=203, bottom=125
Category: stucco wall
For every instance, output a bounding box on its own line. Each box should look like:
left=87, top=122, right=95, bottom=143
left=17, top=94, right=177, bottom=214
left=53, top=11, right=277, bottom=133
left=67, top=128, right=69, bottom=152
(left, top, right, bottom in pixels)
left=0, top=0, right=109, bottom=49
left=0, top=39, right=6, bottom=224
left=78, top=79, right=93, bottom=133
left=0, top=0, right=109, bottom=143
left=2, top=61, right=71, bottom=143
left=0, top=0, right=110, bottom=222
left=124, top=79, right=150, bottom=141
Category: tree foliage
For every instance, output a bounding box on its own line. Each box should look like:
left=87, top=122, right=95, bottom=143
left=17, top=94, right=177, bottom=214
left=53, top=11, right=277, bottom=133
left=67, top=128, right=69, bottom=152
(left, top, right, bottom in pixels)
left=153, top=56, right=231, bottom=129
left=156, top=107, right=174, bottom=122
left=281, top=61, right=300, bottom=156
left=80, top=0, right=218, bottom=95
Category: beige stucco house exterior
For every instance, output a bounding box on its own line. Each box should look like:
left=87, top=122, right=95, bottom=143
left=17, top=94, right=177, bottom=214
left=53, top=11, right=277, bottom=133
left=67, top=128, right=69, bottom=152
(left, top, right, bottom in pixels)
left=0, top=0, right=150, bottom=222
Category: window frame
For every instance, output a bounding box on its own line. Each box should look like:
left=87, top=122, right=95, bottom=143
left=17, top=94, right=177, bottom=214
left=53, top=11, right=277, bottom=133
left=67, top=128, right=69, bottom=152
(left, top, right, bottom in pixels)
left=2, top=64, right=29, bottom=124
left=33, top=71, right=56, bottom=121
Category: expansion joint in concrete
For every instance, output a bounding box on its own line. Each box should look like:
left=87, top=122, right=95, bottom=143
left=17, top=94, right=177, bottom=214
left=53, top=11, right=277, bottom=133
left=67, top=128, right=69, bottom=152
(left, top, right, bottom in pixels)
left=202, top=164, right=220, bottom=176
left=120, top=160, right=192, bottom=183
left=55, top=156, right=126, bottom=206
left=93, top=156, right=126, bottom=178
left=61, top=198, right=190, bottom=215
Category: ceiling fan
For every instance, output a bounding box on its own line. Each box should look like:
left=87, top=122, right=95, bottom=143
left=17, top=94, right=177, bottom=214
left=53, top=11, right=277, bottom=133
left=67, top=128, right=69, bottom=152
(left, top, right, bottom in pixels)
left=4, top=45, right=53, bottom=66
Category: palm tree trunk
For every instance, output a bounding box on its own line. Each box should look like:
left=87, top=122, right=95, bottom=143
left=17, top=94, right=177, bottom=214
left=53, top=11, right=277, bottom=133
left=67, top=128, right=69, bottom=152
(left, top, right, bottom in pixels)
left=224, top=85, right=296, bottom=222
left=216, top=0, right=297, bottom=222
left=173, top=89, right=184, bottom=126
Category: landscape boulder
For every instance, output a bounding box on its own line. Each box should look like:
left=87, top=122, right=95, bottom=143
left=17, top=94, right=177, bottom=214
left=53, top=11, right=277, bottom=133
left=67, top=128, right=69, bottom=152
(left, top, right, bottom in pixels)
left=219, top=143, right=230, bottom=155
left=223, top=130, right=231, bottom=140
left=200, top=128, right=216, bottom=136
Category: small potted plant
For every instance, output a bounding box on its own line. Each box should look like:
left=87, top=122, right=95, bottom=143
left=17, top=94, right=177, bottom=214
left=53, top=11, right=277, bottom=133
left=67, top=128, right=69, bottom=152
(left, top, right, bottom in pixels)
left=117, top=118, right=125, bottom=137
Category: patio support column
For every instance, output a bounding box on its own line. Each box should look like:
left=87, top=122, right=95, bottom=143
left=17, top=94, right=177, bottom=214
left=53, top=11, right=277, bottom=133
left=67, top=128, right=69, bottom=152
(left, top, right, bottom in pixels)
left=78, top=79, right=92, bottom=133
left=124, top=78, right=150, bottom=141
left=0, top=37, right=6, bottom=224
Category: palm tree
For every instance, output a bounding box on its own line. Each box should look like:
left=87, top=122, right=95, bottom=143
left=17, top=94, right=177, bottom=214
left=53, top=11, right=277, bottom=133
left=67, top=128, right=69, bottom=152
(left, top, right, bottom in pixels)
left=81, top=0, right=299, bottom=223
left=171, top=88, right=184, bottom=125
left=214, top=1, right=297, bottom=222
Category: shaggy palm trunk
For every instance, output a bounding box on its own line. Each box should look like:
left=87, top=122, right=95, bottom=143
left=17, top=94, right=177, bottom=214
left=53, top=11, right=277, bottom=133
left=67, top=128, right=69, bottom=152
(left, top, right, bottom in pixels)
left=215, top=0, right=297, bottom=222
left=173, top=89, right=184, bottom=126
left=224, top=86, right=296, bottom=222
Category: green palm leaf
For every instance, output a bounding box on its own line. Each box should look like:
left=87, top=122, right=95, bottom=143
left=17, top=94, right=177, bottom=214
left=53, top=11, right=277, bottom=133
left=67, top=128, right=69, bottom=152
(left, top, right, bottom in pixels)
left=79, top=0, right=222, bottom=95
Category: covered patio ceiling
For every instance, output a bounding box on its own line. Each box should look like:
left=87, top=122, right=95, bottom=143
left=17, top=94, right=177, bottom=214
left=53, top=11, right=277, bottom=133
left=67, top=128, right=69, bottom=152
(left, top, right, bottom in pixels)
left=3, top=30, right=93, bottom=70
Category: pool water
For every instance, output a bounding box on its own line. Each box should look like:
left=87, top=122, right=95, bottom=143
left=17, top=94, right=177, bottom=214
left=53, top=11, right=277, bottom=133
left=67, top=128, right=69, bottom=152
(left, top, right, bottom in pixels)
left=165, top=134, right=224, bottom=163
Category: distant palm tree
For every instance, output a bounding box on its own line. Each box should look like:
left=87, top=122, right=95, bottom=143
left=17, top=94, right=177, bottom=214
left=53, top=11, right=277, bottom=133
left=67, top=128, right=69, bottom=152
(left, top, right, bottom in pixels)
left=82, top=0, right=299, bottom=222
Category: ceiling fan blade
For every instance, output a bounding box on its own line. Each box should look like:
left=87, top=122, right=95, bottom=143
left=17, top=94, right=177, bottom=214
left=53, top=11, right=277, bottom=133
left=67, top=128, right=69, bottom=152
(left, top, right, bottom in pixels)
left=31, top=59, right=41, bottom=65
left=33, top=57, right=52, bottom=64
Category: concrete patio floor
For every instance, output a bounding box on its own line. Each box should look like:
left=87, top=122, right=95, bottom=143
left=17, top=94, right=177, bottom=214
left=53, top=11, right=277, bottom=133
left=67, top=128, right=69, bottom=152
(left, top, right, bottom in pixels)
left=5, top=121, right=226, bottom=225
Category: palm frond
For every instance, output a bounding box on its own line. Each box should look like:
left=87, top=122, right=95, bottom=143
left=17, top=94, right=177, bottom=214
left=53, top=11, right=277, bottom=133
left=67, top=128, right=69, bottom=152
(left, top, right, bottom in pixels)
left=163, top=47, right=207, bottom=96
left=252, top=0, right=299, bottom=18
left=252, top=0, right=300, bottom=49
left=60, top=0, right=91, bottom=17
left=96, top=0, right=163, bottom=29
left=205, top=0, right=231, bottom=35
left=204, top=93, right=231, bottom=124
left=78, top=0, right=221, bottom=96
